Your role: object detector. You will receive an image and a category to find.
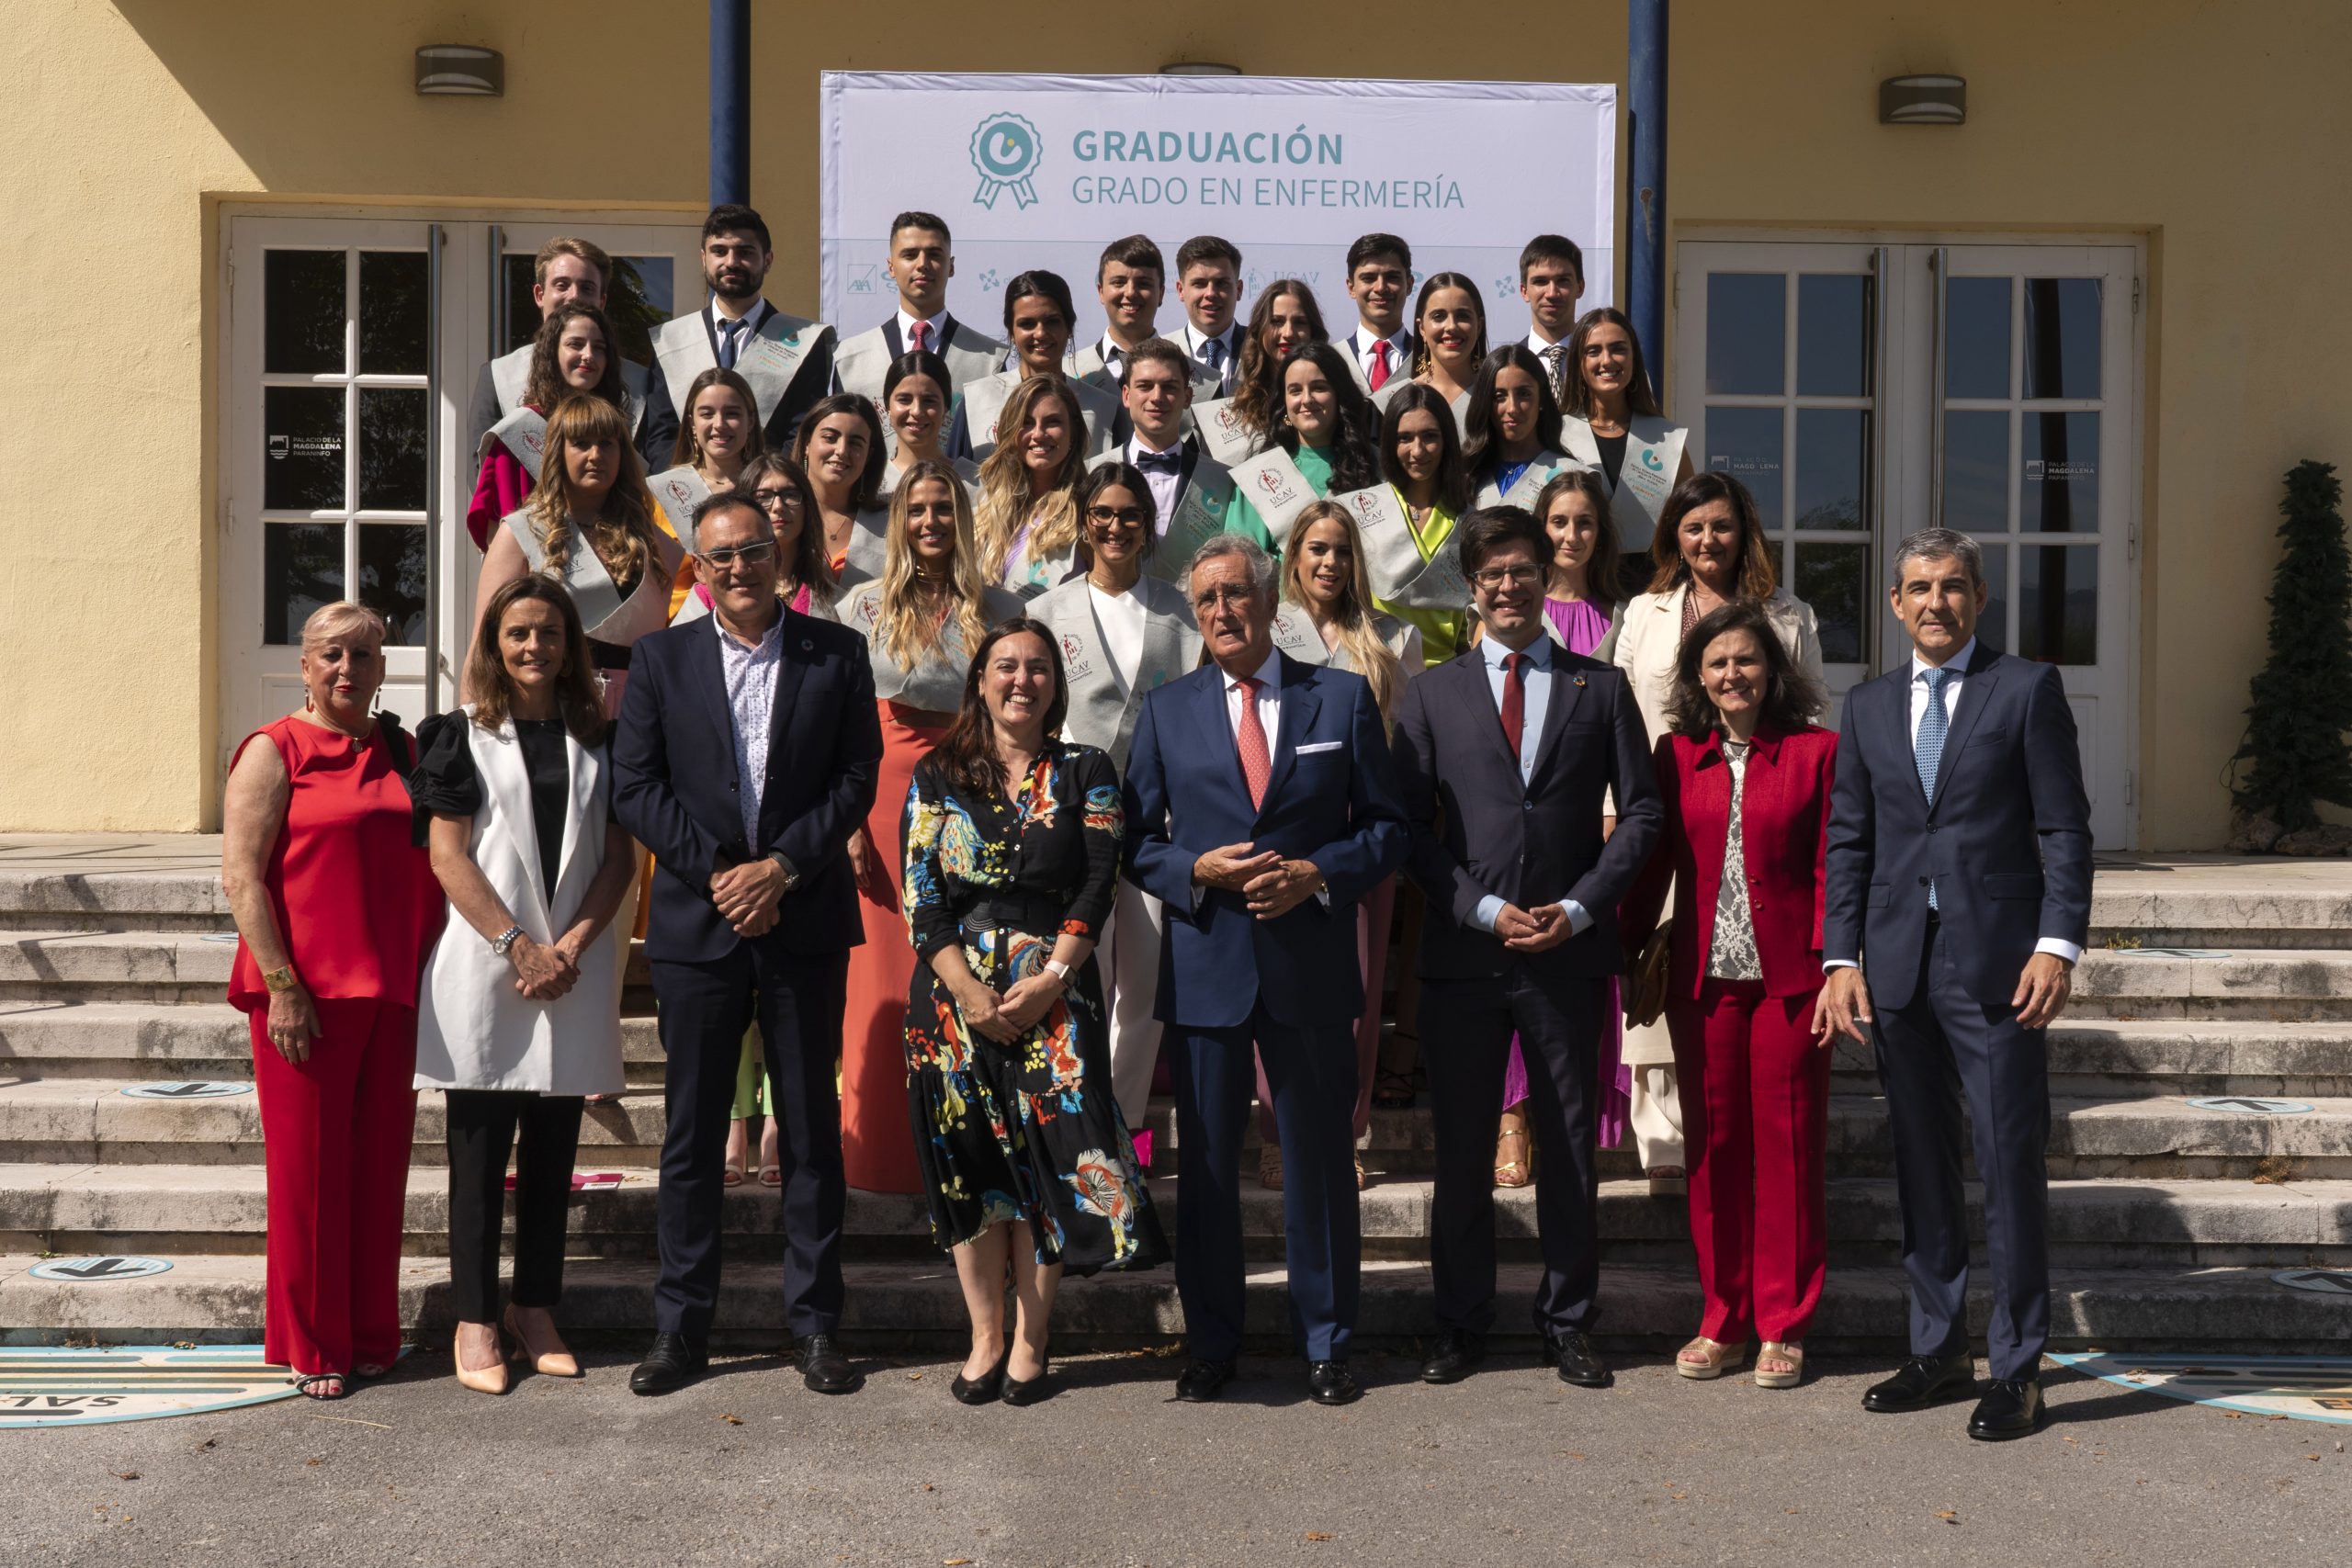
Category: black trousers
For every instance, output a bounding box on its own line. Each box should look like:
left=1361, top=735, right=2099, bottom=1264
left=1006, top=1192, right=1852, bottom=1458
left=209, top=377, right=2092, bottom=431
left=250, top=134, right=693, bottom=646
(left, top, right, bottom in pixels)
left=1873, top=918, right=2052, bottom=1382
left=445, top=1089, right=585, bottom=1324
left=1423, top=968, right=1605, bottom=1337
left=650, top=944, right=849, bottom=1341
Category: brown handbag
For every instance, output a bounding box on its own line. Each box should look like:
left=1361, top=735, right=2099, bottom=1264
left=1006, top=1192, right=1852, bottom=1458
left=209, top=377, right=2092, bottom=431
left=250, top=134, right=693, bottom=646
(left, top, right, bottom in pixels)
left=1623, top=920, right=1674, bottom=1029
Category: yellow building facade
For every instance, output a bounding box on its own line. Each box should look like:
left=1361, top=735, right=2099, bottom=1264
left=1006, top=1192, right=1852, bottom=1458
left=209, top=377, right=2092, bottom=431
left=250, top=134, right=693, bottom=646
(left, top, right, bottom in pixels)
left=5, top=1, right=2346, bottom=848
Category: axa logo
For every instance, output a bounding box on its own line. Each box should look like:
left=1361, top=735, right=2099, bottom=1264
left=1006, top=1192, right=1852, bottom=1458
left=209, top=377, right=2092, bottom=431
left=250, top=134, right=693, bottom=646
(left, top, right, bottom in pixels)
left=969, top=113, right=1043, bottom=209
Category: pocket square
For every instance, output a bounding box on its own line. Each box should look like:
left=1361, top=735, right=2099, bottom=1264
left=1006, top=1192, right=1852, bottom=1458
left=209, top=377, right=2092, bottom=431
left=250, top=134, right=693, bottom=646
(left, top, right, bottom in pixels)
left=1295, top=740, right=1345, bottom=754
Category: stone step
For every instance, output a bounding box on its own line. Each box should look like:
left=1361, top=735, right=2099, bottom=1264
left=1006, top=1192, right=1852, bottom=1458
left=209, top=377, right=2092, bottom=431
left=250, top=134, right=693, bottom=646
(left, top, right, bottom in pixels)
left=5, top=1251, right=2347, bottom=1354
left=6, top=1166, right=2346, bottom=1270
left=3, top=1078, right=2348, bottom=1178
left=2070, top=947, right=2352, bottom=1021
left=0, top=931, right=239, bottom=1004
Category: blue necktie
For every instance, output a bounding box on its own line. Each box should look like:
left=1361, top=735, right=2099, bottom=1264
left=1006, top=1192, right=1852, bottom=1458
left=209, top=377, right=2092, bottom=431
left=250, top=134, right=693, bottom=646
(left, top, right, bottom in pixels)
left=1201, top=337, right=1225, bottom=373
left=1916, top=667, right=1951, bottom=910
left=718, top=317, right=743, bottom=370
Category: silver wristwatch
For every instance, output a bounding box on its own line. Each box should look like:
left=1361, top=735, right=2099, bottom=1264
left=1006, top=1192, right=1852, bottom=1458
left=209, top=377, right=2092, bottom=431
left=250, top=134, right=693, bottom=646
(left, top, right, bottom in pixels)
left=491, top=924, right=525, bottom=957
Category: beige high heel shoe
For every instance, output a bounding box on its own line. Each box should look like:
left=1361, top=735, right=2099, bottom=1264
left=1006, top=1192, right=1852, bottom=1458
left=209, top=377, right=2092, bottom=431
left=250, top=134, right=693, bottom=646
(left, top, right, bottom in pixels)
left=1674, top=1336, right=1751, bottom=1381
left=504, top=1303, right=582, bottom=1379
left=453, top=1324, right=510, bottom=1395
left=1755, top=1340, right=1805, bottom=1389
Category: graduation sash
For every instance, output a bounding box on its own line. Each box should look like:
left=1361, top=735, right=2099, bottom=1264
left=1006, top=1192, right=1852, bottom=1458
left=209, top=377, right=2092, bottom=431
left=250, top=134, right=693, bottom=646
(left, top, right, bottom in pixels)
left=1474, top=449, right=1589, bottom=510
left=960, top=371, right=1117, bottom=462
left=1270, top=604, right=1415, bottom=671
left=650, top=308, right=827, bottom=426
left=1341, top=486, right=1469, bottom=612
left=1192, top=397, right=1264, bottom=467
left=840, top=582, right=1022, bottom=710
left=1561, top=415, right=1688, bottom=553
left=645, top=465, right=715, bottom=547
left=1031, top=575, right=1201, bottom=770
left=835, top=320, right=1007, bottom=407
left=1228, top=446, right=1317, bottom=546
left=481, top=405, right=547, bottom=474
left=488, top=350, right=649, bottom=434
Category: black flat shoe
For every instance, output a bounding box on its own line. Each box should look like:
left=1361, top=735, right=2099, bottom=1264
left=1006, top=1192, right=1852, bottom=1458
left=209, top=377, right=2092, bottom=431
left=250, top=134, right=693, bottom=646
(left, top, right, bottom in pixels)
left=797, top=1333, right=860, bottom=1395
left=1545, top=1331, right=1611, bottom=1389
left=1175, top=1358, right=1236, bottom=1403
left=628, top=1332, right=707, bottom=1396
left=1307, top=1359, right=1361, bottom=1406
left=1967, top=1377, right=2045, bottom=1440
left=1001, top=1359, right=1054, bottom=1406
left=1419, top=1330, right=1487, bottom=1384
left=951, top=1353, right=1007, bottom=1405
left=1861, top=1352, right=1977, bottom=1413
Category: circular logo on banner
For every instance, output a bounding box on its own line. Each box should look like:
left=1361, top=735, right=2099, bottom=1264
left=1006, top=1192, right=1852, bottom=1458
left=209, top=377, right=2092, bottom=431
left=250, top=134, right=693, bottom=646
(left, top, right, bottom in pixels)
left=28, top=1256, right=175, bottom=1283
left=120, top=1082, right=251, bottom=1100
left=969, top=113, right=1043, bottom=210
left=0, top=1345, right=308, bottom=1428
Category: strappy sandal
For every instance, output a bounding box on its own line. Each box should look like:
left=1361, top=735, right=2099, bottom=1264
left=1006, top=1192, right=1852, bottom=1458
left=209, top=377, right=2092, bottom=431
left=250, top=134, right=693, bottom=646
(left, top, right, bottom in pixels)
left=1258, top=1141, right=1283, bottom=1190
left=1755, top=1341, right=1805, bottom=1389
left=288, top=1371, right=348, bottom=1401
left=1354, top=1156, right=1368, bottom=1191
left=1675, top=1337, right=1750, bottom=1381
left=1372, top=1066, right=1419, bottom=1111
left=1493, top=1121, right=1532, bottom=1189
left=758, top=1164, right=783, bottom=1188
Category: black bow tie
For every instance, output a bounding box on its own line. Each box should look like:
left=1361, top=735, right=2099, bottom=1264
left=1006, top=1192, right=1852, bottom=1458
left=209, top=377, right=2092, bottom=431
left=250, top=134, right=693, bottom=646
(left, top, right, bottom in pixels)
left=1134, top=448, right=1182, bottom=473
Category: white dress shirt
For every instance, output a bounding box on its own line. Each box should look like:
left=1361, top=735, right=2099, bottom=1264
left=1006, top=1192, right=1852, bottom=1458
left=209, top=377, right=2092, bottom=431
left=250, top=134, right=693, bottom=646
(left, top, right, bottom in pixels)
left=896, top=307, right=952, bottom=355
left=1219, top=645, right=1284, bottom=754
left=1349, top=324, right=1413, bottom=381
left=1125, top=434, right=1184, bottom=530
left=1093, top=334, right=1132, bottom=384
left=715, top=608, right=785, bottom=852
left=710, top=298, right=774, bottom=365
left=1087, top=581, right=1146, bottom=697
left=1466, top=634, right=1592, bottom=937
left=1825, top=636, right=2082, bottom=970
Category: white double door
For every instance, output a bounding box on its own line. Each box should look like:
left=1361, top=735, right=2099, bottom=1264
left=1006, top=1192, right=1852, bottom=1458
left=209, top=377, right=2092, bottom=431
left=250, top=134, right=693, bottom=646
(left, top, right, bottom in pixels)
left=1673, top=237, right=2142, bottom=848
left=218, top=211, right=703, bottom=767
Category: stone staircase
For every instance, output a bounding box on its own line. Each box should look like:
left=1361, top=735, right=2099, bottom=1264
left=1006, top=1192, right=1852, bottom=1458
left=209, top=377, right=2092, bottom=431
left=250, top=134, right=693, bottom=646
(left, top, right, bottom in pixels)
left=4, top=835, right=2351, bottom=1353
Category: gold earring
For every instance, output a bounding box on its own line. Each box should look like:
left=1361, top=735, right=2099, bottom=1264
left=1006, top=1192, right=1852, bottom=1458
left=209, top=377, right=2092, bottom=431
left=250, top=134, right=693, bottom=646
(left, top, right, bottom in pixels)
left=303, top=691, right=315, bottom=712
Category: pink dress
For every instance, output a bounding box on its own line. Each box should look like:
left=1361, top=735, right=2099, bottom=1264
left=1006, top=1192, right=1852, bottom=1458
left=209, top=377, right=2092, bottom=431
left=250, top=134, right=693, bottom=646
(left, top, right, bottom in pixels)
left=1501, top=596, right=1632, bottom=1153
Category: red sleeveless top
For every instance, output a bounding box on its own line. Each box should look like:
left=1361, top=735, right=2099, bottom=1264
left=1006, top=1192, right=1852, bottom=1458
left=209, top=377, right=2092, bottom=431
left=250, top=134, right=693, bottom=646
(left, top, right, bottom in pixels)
left=226, top=716, right=447, bottom=1014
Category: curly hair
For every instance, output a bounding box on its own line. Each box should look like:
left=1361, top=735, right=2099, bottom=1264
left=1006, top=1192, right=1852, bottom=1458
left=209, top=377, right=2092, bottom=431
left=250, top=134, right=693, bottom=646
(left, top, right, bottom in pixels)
left=972, top=376, right=1088, bottom=581
left=526, top=394, right=658, bottom=588
left=1232, top=279, right=1329, bottom=438
left=520, top=303, right=626, bottom=414
left=876, top=460, right=990, bottom=671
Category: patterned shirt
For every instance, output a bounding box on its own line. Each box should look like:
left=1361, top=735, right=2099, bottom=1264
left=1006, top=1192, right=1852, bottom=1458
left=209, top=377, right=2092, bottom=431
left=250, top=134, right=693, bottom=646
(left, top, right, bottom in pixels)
left=1706, top=737, right=1764, bottom=981
left=716, top=609, right=785, bottom=852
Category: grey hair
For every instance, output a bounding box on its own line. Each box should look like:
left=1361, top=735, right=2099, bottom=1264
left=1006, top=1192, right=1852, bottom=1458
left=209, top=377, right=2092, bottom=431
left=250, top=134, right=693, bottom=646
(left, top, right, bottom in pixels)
left=1187, top=532, right=1278, bottom=596
left=1891, top=527, right=1984, bottom=586
left=689, top=488, right=770, bottom=551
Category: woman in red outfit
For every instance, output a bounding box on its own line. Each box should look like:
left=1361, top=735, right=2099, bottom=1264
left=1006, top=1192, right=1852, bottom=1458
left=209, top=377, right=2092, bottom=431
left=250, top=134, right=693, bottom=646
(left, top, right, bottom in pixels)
left=1620, top=600, right=1836, bottom=1390
left=220, top=602, right=447, bottom=1400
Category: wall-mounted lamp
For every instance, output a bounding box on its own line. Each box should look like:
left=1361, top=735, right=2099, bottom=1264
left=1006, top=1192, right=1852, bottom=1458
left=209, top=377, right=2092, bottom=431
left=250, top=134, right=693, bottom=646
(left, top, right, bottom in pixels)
left=1160, top=61, right=1242, bottom=76
left=1880, top=74, right=1964, bottom=125
left=416, top=46, right=503, bottom=97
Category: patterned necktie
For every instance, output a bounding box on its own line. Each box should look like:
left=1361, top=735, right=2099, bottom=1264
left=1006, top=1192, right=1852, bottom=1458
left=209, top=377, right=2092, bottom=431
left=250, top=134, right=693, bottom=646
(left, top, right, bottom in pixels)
left=1201, top=336, right=1225, bottom=373
left=1499, top=652, right=1529, bottom=763
left=718, top=317, right=743, bottom=370
left=1369, top=339, right=1393, bottom=391
left=1543, top=344, right=1569, bottom=405
left=1236, top=677, right=1271, bottom=809
left=1916, top=666, right=1952, bottom=910
left=908, top=319, right=929, bottom=355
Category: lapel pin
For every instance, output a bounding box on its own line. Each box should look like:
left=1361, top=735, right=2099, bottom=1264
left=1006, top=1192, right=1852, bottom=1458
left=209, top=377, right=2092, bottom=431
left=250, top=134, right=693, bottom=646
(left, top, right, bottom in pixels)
left=1573, top=673, right=1587, bottom=687
left=800, top=638, right=814, bottom=651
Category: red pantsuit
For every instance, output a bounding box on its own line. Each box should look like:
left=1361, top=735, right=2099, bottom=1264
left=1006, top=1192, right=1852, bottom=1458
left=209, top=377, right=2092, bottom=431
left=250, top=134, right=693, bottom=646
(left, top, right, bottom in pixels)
left=1623, top=722, right=1838, bottom=1345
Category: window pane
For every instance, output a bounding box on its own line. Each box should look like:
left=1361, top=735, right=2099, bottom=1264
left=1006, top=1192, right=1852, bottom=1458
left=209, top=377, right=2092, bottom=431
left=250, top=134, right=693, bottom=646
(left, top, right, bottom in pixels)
left=1796, top=275, right=1871, bottom=398
left=358, top=251, right=427, bottom=376
left=357, top=388, right=427, bottom=512
left=1975, top=538, right=2011, bottom=652
left=263, top=386, right=345, bottom=511
left=1705, top=274, right=1784, bottom=396
left=606, top=255, right=673, bottom=367
left=501, top=254, right=538, bottom=355
left=2018, top=545, right=2098, bottom=664
left=265, top=250, right=344, bottom=375
left=1941, top=410, right=2007, bottom=534
left=358, top=525, right=428, bottom=646
left=1944, top=276, right=2010, bottom=400
left=263, top=524, right=342, bottom=645
left=1795, top=409, right=1869, bottom=531
left=1794, top=541, right=1870, bottom=664
left=2024, top=277, right=2102, bottom=400
left=1701, top=406, right=1783, bottom=529
left=2023, top=412, right=2099, bottom=534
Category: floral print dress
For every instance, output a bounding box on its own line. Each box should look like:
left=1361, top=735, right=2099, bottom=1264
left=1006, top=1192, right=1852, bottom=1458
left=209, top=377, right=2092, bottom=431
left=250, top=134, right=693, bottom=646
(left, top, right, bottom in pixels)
left=900, top=741, right=1168, bottom=1271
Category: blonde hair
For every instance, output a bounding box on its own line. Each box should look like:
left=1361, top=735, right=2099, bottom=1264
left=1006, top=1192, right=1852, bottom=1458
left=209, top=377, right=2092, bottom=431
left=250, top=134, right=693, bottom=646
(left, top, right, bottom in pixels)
left=300, top=600, right=387, bottom=651
left=972, top=377, right=1087, bottom=581
left=878, top=461, right=990, bottom=671
left=1283, top=500, right=1403, bottom=725
left=529, top=395, right=660, bottom=587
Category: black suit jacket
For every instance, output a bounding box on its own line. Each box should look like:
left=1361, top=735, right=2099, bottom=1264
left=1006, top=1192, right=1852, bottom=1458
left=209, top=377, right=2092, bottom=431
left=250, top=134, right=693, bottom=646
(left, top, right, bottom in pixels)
left=1392, top=645, right=1662, bottom=981
left=633, top=302, right=838, bottom=469
left=612, top=604, right=882, bottom=964
left=1822, top=642, right=2093, bottom=1011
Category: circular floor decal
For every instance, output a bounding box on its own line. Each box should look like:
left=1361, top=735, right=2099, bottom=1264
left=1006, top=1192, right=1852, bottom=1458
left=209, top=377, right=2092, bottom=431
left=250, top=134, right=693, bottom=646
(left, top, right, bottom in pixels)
left=2274, top=1269, right=2352, bottom=1296
left=2051, top=1352, right=2352, bottom=1425
left=2184, top=1097, right=2315, bottom=1114
left=119, top=1082, right=252, bottom=1100
left=27, top=1256, right=174, bottom=1283
left=0, top=1345, right=294, bottom=1427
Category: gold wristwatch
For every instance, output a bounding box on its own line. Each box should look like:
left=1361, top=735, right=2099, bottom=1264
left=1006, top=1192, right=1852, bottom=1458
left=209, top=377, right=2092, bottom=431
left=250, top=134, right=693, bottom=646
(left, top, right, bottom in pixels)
left=261, top=964, right=299, bottom=994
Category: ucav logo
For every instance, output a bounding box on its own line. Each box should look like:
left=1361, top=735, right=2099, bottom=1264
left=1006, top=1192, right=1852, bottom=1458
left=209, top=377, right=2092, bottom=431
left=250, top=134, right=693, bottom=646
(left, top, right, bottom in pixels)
left=969, top=113, right=1043, bottom=209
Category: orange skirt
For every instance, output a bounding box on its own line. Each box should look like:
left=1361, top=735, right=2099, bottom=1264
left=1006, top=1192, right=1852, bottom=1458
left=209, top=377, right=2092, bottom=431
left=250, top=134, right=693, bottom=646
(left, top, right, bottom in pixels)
left=840, top=700, right=951, bottom=1194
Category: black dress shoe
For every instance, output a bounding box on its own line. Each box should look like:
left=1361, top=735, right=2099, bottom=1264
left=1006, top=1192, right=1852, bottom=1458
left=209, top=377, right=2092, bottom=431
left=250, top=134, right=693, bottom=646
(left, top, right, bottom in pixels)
left=1967, top=1377, right=2044, bottom=1440
left=797, top=1333, right=860, bottom=1394
left=950, top=1354, right=1007, bottom=1405
left=628, top=1332, right=707, bottom=1396
left=1861, top=1352, right=1978, bottom=1413
left=1307, top=1359, right=1361, bottom=1405
left=1419, top=1330, right=1487, bottom=1384
left=1546, top=1331, right=1611, bottom=1389
left=1001, top=1359, right=1054, bottom=1406
left=1175, top=1358, right=1236, bottom=1403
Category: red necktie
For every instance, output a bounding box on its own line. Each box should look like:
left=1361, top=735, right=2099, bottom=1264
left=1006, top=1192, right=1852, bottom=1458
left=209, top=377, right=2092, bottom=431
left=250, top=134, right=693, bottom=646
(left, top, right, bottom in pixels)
left=908, top=320, right=929, bottom=355
left=1236, top=677, right=1271, bottom=809
left=1499, top=652, right=1528, bottom=759
left=1369, top=339, right=1393, bottom=391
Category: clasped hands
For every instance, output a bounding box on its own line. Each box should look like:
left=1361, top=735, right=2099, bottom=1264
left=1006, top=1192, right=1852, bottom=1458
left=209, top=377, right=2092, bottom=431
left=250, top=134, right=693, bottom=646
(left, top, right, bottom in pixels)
left=710, top=857, right=792, bottom=938
left=1194, top=842, right=1326, bottom=919
left=1490, top=901, right=1574, bottom=953
left=508, top=929, right=589, bottom=1001
left=955, top=969, right=1066, bottom=1045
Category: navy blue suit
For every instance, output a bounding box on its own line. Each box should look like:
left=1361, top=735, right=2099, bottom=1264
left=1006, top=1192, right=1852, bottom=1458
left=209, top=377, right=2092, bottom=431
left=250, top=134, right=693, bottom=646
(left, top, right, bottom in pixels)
left=613, top=605, right=883, bottom=1342
left=1823, top=640, right=2091, bottom=1380
left=1122, top=651, right=1408, bottom=1361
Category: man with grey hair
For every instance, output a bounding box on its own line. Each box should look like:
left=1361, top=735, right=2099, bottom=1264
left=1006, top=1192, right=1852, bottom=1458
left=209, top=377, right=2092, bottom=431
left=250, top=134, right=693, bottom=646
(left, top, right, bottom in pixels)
left=1816, top=525, right=2091, bottom=1440
left=1121, top=531, right=1409, bottom=1407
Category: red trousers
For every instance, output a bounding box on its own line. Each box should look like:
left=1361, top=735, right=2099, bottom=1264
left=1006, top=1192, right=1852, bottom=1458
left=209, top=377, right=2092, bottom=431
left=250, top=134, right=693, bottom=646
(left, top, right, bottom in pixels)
left=1666, top=977, right=1830, bottom=1343
left=249, top=998, right=419, bottom=1374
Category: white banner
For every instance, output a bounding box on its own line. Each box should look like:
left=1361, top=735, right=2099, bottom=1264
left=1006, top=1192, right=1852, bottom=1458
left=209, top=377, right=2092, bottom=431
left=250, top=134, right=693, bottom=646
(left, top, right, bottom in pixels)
left=819, top=73, right=1616, bottom=352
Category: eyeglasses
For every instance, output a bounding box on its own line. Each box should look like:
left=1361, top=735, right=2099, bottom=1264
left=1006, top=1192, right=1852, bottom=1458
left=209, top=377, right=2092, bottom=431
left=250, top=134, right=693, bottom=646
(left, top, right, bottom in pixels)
left=749, top=488, right=804, bottom=513
left=1085, top=505, right=1148, bottom=526
left=1471, top=563, right=1544, bottom=590
left=700, top=540, right=777, bottom=569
